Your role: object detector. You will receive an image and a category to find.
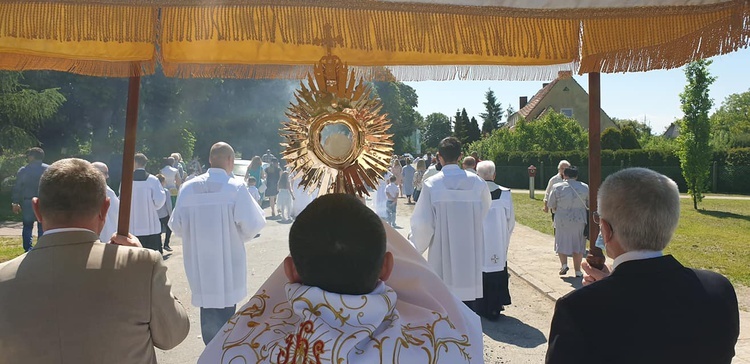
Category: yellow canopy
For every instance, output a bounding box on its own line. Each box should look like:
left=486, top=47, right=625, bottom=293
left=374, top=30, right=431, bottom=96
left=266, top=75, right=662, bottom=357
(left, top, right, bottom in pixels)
left=0, top=0, right=748, bottom=80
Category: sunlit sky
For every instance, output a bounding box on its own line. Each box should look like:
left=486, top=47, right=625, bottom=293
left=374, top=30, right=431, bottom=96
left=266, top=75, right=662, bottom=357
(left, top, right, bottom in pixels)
left=406, top=48, right=750, bottom=135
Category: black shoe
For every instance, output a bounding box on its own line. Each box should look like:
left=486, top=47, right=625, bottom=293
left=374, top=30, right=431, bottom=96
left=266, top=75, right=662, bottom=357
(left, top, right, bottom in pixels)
left=164, top=245, right=173, bottom=252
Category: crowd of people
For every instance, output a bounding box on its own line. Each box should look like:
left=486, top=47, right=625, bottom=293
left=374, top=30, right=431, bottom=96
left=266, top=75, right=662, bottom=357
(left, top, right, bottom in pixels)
left=0, top=142, right=741, bottom=363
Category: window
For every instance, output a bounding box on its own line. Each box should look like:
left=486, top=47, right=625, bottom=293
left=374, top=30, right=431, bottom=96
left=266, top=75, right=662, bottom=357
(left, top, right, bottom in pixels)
left=560, top=108, right=574, bottom=118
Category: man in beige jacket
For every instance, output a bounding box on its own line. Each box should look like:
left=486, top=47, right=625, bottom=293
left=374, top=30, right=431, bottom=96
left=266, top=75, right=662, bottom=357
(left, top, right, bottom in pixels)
left=0, top=158, right=189, bottom=363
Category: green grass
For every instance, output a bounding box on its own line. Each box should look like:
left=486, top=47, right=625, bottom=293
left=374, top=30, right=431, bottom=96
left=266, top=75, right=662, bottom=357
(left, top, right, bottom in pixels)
left=512, top=193, right=555, bottom=236
left=0, top=237, right=23, bottom=263
left=512, top=193, right=750, bottom=286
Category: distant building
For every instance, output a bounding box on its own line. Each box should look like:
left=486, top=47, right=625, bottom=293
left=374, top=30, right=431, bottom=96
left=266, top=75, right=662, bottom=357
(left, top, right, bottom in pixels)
left=663, top=122, right=680, bottom=139
left=507, top=71, right=616, bottom=131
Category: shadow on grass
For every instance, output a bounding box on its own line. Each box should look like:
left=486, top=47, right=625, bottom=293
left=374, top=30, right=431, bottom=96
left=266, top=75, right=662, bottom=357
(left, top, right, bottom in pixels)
left=481, top=315, right=547, bottom=348
left=697, top=209, right=750, bottom=223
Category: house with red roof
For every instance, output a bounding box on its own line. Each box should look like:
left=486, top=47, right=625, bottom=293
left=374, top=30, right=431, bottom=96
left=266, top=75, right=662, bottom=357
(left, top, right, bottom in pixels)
left=506, top=71, right=616, bottom=131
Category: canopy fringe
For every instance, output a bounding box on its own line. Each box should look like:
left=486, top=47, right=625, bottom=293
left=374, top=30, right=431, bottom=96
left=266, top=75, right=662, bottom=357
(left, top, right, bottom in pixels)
left=162, top=63, right=578, bottom=81
left=580, top=2, right=750, bottom=73
left=0, top=53, right=155, bottom=77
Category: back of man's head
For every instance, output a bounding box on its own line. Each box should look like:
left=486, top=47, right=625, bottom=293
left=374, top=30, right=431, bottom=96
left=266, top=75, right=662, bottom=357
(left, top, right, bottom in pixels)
left=26, top=147, right=44, bottom=161
left=91, top=162, right=109, bottom=179
left=563, top=166, right=578, bottom=179
left=134, top=153, right=148, bottom=168
left=438, top=137, right=461, bottom=164
left=598, top=168, right=680, bottom=252
left=462, top=156, right=476, bottom=170
left=38, top=158, right=107, bottom=224
left=209, top=142, right=235, bottom=169
left=477, top=160, right=495, bottom=181
left=289, top=194, right=386, bottom=295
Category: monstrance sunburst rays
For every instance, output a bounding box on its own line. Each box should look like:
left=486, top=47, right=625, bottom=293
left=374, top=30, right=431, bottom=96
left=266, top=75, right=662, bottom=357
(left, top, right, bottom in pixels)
left=280, top=52, right=393, bottom=197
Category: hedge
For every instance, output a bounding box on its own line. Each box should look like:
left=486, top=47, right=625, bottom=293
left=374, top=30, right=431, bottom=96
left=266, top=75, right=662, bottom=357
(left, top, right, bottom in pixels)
left=490, top=148, right=750, bottom=194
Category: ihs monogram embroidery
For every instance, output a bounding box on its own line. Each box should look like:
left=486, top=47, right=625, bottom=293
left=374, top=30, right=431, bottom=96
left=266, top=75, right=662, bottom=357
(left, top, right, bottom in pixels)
left=277, top=320, right=325, bottom=364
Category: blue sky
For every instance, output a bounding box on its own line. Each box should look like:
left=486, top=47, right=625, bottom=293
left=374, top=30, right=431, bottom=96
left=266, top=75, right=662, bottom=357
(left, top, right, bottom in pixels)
left=406, top=48, right=750, bottom=135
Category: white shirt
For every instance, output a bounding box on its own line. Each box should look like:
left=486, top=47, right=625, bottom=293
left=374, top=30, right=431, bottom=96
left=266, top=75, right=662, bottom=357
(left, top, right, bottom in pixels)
left=612, top=250, right=664, bottom=271
left=169, top=168, right=266, bottom=308
left=99, top=186, right=120, bottom=242
left=482, top=181, right=515, bottom=272
left=385, top=183, right=399, bottom=200
left=44, top=228, right=94, bottom=236
left=128, top=170, right=166, bottom=236
left=410, top=164, right=491, bottom=301
left=422, top=164, right=439, bottom=183
left=545, top=174, right=565, bottom=203
left=247, top=185, right=261, bottom=202
left=198, top=221, right=484, bottom=364
left=160, top=165, right=180, bottom=190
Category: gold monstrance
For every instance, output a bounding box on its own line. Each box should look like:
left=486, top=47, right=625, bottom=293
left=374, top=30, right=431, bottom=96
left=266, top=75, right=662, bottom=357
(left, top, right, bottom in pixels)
left=281, top=25, right=393, bottom=197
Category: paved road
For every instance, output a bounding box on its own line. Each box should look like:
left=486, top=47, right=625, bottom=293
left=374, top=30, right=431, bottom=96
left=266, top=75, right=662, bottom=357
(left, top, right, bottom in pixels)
left=155, top=199, right=554, bottom=364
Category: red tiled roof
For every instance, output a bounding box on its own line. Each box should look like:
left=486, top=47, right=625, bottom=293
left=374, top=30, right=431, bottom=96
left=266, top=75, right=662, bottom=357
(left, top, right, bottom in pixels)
left=518, top=78, right=559, bottom=118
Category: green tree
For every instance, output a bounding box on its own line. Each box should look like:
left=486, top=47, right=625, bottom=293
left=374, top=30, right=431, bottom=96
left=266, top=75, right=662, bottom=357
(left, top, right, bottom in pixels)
left=619, top=126, right=641, bottom=149
left=678, top=59, right=715, bottom=210
left=710, top=89, right=750, bottom=149
left=480, top=89, right=503, bottom=134
left=0, top=72, right=65, bottom=155
left=373, top=82, right=422, bottom=154
left=422, top=112, right=452, bottom=151
left=453, top=109, right=468, bottom=145
left=468, top=116, right=481, bottom=144
left=601, top=127, right=622, bottom=150
left=613, top=117, right=652, bottom=147
left=470, top=111, right=587, bottom=155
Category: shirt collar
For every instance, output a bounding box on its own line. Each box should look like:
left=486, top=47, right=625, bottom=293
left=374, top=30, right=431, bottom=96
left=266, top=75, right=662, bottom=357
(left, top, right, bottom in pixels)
left=43, top=227, right=96, bottom=236
left=207, top=168, right=230, bottom=176
left=613, top=250, right=664, bottom=271
left=441, top=164, right=462, bottom=173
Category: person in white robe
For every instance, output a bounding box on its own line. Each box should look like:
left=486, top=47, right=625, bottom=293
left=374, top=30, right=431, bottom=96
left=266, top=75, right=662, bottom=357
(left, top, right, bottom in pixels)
left=402, top=159, right=416, bottom=204
left=410, top=137, right=491, bottom=305
left=474, top=161, right=515, bottom=320
left=125, top=153, right=166, bottom=253
left=169, top=142, right=266, bottom=346
left=371, top=171, right=391, bottom=220
left=198, top=194, right=483, bottom=363
left=548, top=166, right=589, bottom=277
left=92, top=162, right=119, bottom=243
left=290, top=173, right=318, bottom=218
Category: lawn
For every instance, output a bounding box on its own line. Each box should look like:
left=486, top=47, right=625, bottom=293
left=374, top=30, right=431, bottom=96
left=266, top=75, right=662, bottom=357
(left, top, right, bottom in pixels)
left=512, top=193, right=750, bottom=286
left=0, top=237, right=23, bottom=263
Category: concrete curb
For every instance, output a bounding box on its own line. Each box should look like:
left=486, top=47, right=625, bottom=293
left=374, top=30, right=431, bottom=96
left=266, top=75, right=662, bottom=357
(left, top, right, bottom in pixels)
left=507, top=260, right=562, bottom=303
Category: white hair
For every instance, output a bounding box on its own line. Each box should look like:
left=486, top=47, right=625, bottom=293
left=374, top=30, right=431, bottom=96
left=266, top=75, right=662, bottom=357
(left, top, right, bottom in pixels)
left=476, top=160, right=495, bottom=181
left=557, top=160, right=571, bottom=169
left=598, top=168, right=680, bottom=252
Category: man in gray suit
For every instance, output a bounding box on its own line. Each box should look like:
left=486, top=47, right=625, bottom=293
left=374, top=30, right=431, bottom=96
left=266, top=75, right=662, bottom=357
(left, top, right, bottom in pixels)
left=0, top=158, right=189, bottom=363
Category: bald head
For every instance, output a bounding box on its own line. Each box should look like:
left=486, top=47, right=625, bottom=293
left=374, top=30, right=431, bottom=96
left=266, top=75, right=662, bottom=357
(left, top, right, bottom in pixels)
left=209, top=142, right=235, bottom=171
left=92, top=162, right=109, bottom=179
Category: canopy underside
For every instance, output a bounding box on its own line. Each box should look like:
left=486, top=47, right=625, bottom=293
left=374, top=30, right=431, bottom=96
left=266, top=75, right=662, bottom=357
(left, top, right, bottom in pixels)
left=0, top=0, right=747, bottom=80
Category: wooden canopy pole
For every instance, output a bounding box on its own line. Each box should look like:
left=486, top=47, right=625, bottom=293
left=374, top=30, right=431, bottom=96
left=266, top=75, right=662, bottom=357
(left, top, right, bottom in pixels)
left=587, top=72, right=606, bottom=269
left=116, top=76, right=141, bottom=236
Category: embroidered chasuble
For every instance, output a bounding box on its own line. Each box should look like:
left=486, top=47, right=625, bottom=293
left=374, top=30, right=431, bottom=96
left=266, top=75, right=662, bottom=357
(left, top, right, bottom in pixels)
left=483, top=182, right=515, bottom=273
left=169, top=168, right=265, bottom=308
left=198, top=222, right=484, bottom=363
left=410, top=164, right=491, bottom=301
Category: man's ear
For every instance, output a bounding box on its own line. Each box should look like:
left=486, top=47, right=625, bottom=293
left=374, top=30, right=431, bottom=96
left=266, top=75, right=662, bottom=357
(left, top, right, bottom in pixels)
left=379, top=252, right=394, bottom=282
left=283, top=256, right=302, bottom=283
left=100, top=198, right=111, bottom=220
left=31, top=197, right=43, bottom=225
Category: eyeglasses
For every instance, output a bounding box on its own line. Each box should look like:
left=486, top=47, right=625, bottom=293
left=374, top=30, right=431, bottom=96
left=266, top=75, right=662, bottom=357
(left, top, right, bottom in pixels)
left=593, top=211, right=614, bottom=233
left=592, top=211, right=602, bottom=224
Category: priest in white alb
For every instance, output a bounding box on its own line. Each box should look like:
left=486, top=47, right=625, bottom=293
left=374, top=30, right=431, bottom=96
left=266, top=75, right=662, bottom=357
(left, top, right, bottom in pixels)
left=198, top=194, right=484, bottom=363
left=475, top=160, right=515, bottom=320
left=169, top=142, right=266, bottom=346
left=92, top=162, right=119, bottom=242
left=410, top=137, right=491, bottom=306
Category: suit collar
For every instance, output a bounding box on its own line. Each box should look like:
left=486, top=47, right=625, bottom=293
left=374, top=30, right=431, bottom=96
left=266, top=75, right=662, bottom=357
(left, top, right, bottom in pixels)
left=610, top=255, right=683, bottom=277
left=34, top=230, right=101, bottom=250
